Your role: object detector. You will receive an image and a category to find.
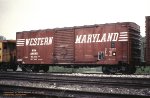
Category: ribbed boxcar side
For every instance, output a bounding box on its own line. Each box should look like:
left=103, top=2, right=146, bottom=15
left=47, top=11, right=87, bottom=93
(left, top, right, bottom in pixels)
left=127, top=23, right=141, bottom=65
left=17, top=30, right=54, bottom=64
left=146, top=16, right=150, bottom=65
left=16, top=22, right=140, bottom=73
left=54, top=28, right=75, bottom=64
left=16, top=29, right=54, bottom=72
left=74, top=22, right=140, bottom=74
left=75, top=26, right=96, bottom=63
left=0, top=41, right=2, bottom=62
left=75, top=23, right=140, bottom=66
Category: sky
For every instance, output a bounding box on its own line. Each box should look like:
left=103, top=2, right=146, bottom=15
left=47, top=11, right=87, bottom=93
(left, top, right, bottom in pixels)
left=0, top=0, right=149, bottom=39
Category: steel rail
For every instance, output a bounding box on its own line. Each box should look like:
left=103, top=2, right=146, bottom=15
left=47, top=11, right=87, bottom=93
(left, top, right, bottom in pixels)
left=0, top=84, right=149, bottom=98
left=0, top=72, right=150, bottom=88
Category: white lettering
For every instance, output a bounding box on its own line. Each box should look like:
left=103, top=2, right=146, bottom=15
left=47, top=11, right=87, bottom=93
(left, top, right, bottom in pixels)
left=75, top=32, right=124, bottom=44
left=81, top=35, right=87, bottom=43
left=30, top=38, right=36, bottom=46
left=112, top=33, right=119, bottom=41
left=105, top=48, right=108, bottom=56
left=18, top=32, right=126, bottom=47
left=87, top=34, right=92, bottom=43
left=100, top=33, right=106, bottom=42
left=26, top=39, right=30, bottom=45
left=48, top=37, right=53, bottom=45
left=107, top=33, right=113, bottom=42
left=92, top=34, right=97, bottom=42
left=44, top=37, right=48, bottom=45
left=25, top=37, right=53, bottom=46
left=40, top=38, right=44, bottom=45
left=96, top=34, right=101, bottom=42
left=37, top=38, right=41, bottom=45
left=75, top=35, right=82, bottom=43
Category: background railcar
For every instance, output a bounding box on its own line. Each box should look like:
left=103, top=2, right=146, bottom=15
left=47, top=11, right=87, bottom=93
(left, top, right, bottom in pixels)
left=0, top=40, right=17, bottom=71
left=146, top=16, right=150, bottom=65
left=16, top=22, right=141, bottom=74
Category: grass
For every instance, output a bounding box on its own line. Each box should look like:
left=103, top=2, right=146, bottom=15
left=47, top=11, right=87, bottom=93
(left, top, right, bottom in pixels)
left=48, top=66, right=150, bottom=74
left=48, top=66, right=102, bottom=73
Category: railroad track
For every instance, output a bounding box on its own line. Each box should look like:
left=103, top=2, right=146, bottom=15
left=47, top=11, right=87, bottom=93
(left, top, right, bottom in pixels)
left=0, top=72, right=150, bottom=97
left=0, top=84, right=149, bottom=98
left=0, top=72, right=150, bottom=87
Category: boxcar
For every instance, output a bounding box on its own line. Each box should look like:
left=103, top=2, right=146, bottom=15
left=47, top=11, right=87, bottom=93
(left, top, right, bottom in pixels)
left=16, top=22, right=141, bottom=74
left=0, top=40, right=17, bottom=71
left=146, top=16, right=150, bottom=65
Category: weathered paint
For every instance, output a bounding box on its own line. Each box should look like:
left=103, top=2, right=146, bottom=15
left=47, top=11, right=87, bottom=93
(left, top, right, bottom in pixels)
left=0, top=42, right=2, bottom=62
left=16, top=22, right=141, bottom=66
left=146, top=16, right=150, bottom=65
left=16, top=30, right=54, bottom=64
left=0, top=40, right=16, bottom=63
left=74, top=22, right=140, bottom=65
left=54, top=29, right=75, bottom=63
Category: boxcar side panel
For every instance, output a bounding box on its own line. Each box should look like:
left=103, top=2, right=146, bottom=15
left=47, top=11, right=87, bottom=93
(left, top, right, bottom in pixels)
left=17, top=30, right=54, bottom=64
left=54, top=29, right=75, bottom=64
left=128, top=23, right=141, bottom=65
left=0, top=42, right=2, bottom=62
left=16, top=22, right=140, bottom=66
left=75, top=27, right=96, bottom=63
left=96, top=24, right=118, bottom=64
left=3, top=42, right=10, bottom=62
left=146, top=16, right=150, bottom=65
left=115, top=23, right=129, bottom=64
left=75, top=23, right=130, bottom=65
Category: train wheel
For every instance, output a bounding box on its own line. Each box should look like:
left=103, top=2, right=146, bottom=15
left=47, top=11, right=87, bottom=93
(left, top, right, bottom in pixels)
left=109, top=66, right=117, bottom=74
left=22, top=67, right=27, bottom=72
left=3, top=68, right=7, bottom=72
left=121, top=66, right=128, bottom=74
left=102, top=66, right=110, bottom=74
left=1, top=64, right=7, bottom=71
left=127, top=66, right=136, bottom=74
left=13, top=65, right=18, bottom=71
left=121, top=66, right=136, bottom=74
left=43, top=66, right=49, bottom=72
left=132, top=67, right=136, bottom=74
left=22, top=65, right=32, bottom=72
left=32, top=66, right=39, bottom=72
left=102, top=66, right=118, bottom=74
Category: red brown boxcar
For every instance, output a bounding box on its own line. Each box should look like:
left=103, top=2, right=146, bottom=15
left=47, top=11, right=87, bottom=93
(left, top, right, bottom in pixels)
left=146, top=16, right=150, bottom=65
left=16, top=22, right=141, bottom=73
left=16, top=29, right=54, bottom=72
